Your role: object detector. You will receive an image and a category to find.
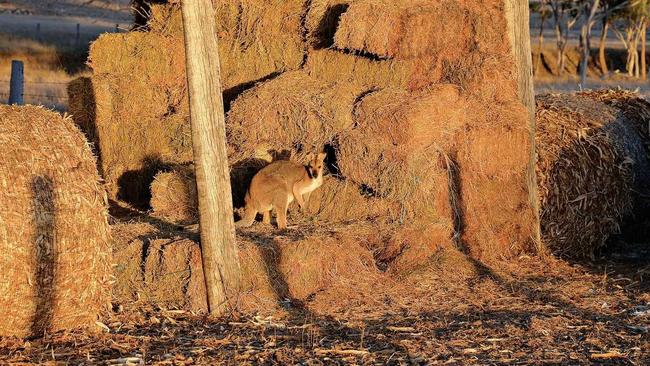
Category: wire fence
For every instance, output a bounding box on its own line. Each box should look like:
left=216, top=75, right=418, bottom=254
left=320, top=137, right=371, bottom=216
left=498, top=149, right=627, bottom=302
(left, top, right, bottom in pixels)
left=1, top=79, right=69, bottom=104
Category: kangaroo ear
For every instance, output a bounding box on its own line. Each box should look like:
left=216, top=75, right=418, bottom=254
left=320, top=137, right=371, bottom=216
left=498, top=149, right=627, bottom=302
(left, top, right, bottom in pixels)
left=317, top=152, right=327, bottom=162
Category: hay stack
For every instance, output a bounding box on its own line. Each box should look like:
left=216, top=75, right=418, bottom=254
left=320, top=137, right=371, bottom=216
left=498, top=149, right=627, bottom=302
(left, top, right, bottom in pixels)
left=0, top=106, right=111, bottom=338
left=227, top=71, right=366, bottom=163
left=536, top=93, right=646, bottom=258
left=150, top=166, right=198, bottom=225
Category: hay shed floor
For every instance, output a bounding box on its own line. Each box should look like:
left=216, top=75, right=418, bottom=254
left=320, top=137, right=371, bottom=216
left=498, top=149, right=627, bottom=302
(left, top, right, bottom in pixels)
left=1, top=206, right=648, bottom=365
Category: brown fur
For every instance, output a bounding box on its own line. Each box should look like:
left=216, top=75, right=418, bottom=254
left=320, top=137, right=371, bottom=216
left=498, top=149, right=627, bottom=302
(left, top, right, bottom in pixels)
left=236, top=152, right=327, bottom=229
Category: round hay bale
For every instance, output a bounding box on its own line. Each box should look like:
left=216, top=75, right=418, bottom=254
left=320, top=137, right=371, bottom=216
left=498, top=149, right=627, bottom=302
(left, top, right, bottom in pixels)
left=150, top=166, right=198, bottom=225
left=0, top=105, right=111, bottom=338
left=536, top=93, right=645, bottom=258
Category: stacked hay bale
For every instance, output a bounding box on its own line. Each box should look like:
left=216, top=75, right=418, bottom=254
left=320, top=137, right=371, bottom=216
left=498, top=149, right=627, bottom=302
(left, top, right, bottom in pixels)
left=0, top=106, right=111, bottom=338
left=112, top=221, right=379, bottom=313
left=71, top=0, right=539, bottom=286
left=536, top=92, right=650, bottom=258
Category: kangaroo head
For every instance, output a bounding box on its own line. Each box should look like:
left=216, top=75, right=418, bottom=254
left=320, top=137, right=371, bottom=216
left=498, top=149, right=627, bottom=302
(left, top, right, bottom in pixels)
left=307, top=152, right=327, bottom=179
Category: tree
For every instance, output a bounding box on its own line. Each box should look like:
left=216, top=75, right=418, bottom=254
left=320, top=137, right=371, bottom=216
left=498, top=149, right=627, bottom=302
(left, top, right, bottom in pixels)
left=531, top=0, right=551, bottom=75
left=549, top=0, right=582, bottom=75
left=579, top=0, right=601, bottom=86
left=181, top=0, right=241, bottom=315
left=611, top=0, right=649, bottom=78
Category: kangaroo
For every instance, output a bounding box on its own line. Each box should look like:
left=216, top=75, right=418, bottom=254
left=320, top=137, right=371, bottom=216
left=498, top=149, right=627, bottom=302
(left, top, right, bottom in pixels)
left=235, top=152, right=327, bottom=230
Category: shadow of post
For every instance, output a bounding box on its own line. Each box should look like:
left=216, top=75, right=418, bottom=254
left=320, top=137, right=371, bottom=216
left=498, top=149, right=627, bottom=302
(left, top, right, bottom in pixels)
left=30, top=176, right=57, bottom=338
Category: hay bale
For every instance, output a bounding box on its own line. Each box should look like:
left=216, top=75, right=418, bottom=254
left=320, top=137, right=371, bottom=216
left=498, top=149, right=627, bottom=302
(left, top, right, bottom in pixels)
left=0, top=105, right=111, bottom=338
left=226, top=71, right=367, bottom=163
left=455, top=100, right=537, bottom=259
left=236, top=223, right=379, bottom=311
left=112, top=223, right=207, bottom=312
left=77, top=34, right=193, bottom=204
left=333, top=0, right=471, bottom=60
left=150, top=166, right=198, bottom=225
left=535, top=93, right=644, bottom=258
left=337, top=86, right=464, bottom=221
left=305, top=49, right=443, bottom=91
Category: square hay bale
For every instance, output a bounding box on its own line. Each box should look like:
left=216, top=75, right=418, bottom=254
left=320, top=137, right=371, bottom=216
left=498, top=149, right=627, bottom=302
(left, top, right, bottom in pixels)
left=456, top=100, right=537, bottom=259
left=333, top=0, right=472, bottom=60
left=305, top=49, right=439, bottom=91
left=112, top=226, right=208, bottom=313
left=337, top=86, right=464, bottom=223
left=0, top=106, right=111, bottom=338
left=150, top=166, right=198, bottom=225
left=236, top=223, right=380, bottom=312
left=226, top=71, right=368, bottom=163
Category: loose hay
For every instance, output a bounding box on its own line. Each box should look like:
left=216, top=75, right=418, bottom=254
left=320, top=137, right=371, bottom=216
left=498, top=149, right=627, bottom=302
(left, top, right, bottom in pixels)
left=150, top=166, right=198, bottom=225
left=0, top=105, right=111, bottom=338
left=536, top=93, right=643, bottom=258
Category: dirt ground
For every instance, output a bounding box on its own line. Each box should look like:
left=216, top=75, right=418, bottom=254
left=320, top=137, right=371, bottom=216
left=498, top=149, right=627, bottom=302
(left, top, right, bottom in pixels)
left=0, top=211, right=648, bottom=365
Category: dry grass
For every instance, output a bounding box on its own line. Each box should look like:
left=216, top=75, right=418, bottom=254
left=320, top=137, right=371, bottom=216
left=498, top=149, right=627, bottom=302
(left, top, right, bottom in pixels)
left=0, top=105, right=111, bottom=338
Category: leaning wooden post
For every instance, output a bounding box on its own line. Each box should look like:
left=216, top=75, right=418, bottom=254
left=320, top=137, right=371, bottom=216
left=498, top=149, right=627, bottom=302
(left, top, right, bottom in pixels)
left=504, top=0, right=543, bottom=253
left=8, top=60, right=24, bottom=106
left=181, top=0, right=240, bottom=315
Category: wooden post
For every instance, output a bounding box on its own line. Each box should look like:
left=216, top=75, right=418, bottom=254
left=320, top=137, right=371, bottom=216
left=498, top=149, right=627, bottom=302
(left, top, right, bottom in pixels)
left=181, top=0, right=240, bottom=315
left=504, top=0, right=543, bottom=253
left=8, top=60, right=24, bottom=106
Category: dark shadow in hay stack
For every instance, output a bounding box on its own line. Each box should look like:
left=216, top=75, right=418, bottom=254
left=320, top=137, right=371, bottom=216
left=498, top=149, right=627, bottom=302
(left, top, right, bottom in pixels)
left=536, top=92, right=650, bottom=259
left=0, top=106, right=111, bottom=338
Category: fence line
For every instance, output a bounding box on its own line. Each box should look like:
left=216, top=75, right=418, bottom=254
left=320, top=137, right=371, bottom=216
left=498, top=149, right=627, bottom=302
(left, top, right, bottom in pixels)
left=0, top=92, right=67, bottom=101
left=0, top=80, right=69, bottom=86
